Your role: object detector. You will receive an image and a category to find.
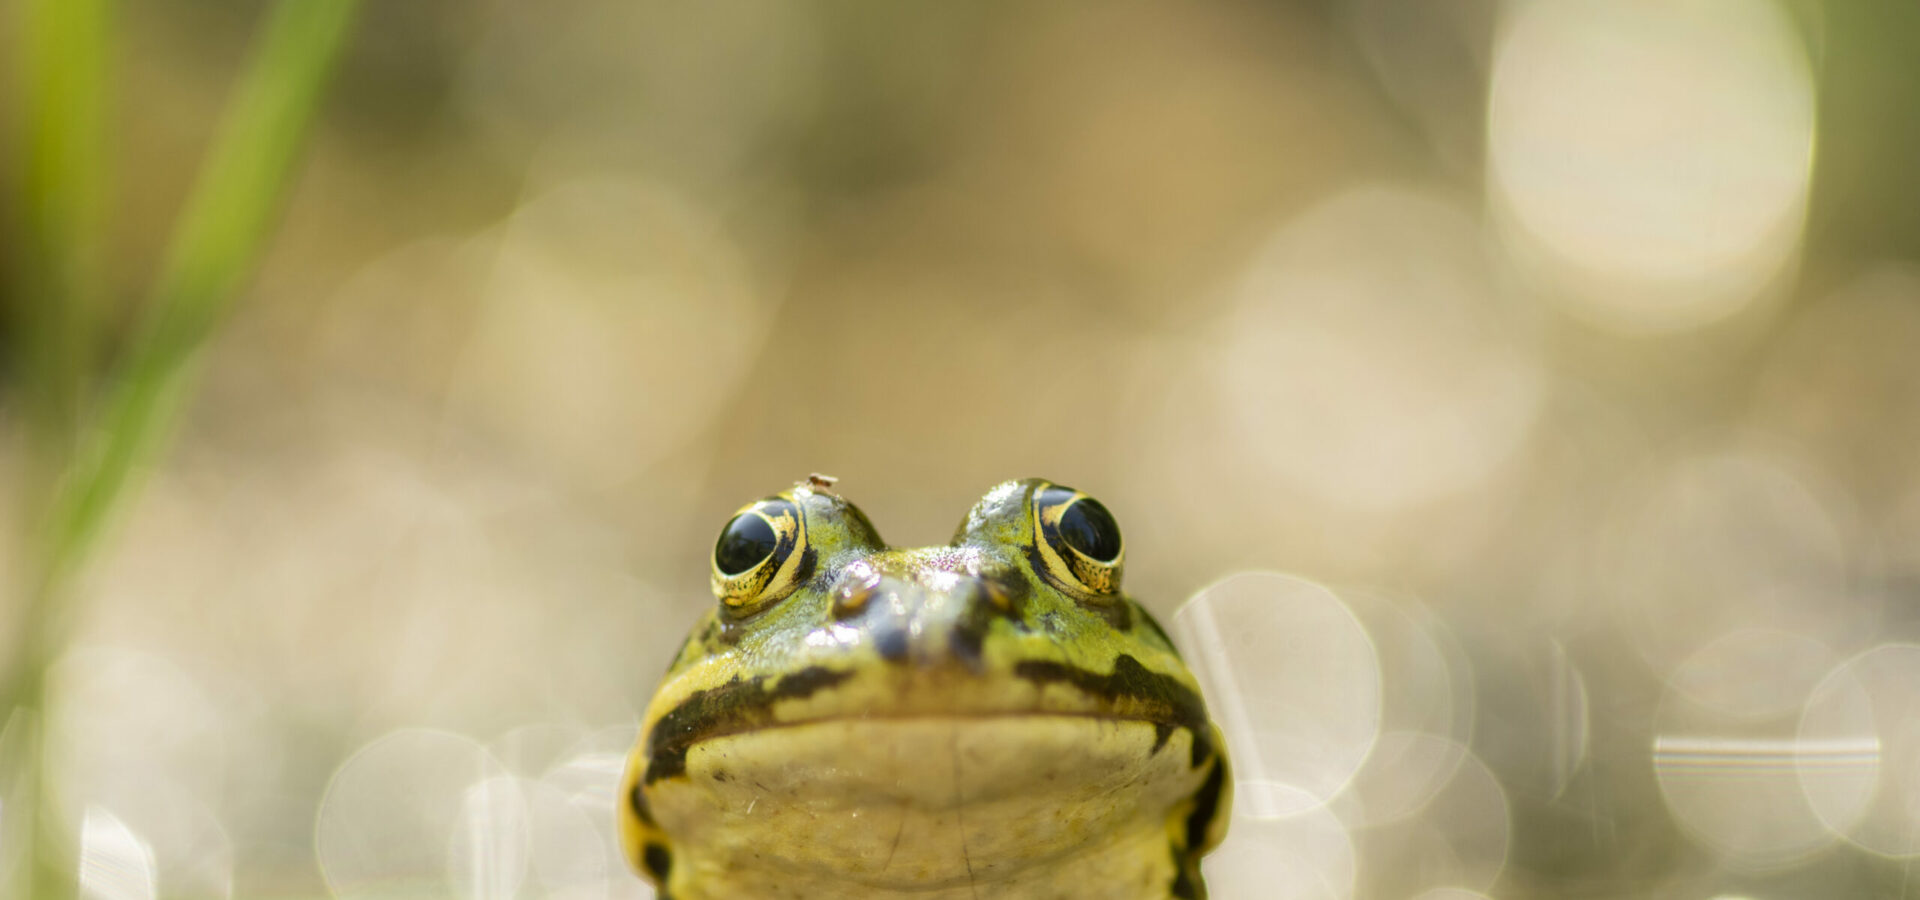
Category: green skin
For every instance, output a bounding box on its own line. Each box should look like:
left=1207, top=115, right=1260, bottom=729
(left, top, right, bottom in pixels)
left=621, top=478, right=1231, bottom=900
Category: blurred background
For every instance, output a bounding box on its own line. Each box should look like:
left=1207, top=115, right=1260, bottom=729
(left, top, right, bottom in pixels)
left=3, top=0, right=1920, bottom=897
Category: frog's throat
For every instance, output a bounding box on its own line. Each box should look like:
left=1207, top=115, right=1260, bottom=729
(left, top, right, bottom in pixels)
left=641, top=654, right=1217, bottom=786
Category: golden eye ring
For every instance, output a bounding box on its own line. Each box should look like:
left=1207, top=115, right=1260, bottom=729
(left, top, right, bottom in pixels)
left=711, top=498, right=808, bottom=614
left=1030, top=483, right=1124, bottom=598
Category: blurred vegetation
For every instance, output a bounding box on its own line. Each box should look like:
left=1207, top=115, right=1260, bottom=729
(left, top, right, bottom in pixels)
left=2, top=1, right=358, bottom=896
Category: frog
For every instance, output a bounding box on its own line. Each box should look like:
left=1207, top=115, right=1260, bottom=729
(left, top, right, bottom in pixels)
left=619, top=477, right=1232, bottom=899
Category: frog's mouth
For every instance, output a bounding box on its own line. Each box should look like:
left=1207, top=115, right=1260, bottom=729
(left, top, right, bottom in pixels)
left=635, top=714, right=1219, bottom=894
left=640, top=654, right=1215, bottom=787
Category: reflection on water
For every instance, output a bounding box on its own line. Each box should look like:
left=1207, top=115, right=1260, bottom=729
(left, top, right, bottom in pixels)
left=1652, top=630, right=1840, bottom=866
left=1175, top=576, right=1515, bottom=899
left=1604, top=447, right=1864, bottom=675
left=316, top=728, right=647, bottom=900
left=1351, top=746, right=1510, bottom=900
left=1175, top=572, right=1380, bottom=819
left=78, top=808, right=157, bottom=900
left=1799, top=644, right=1920, bottom=858
left=1203, top=797, right=1355, bottom=900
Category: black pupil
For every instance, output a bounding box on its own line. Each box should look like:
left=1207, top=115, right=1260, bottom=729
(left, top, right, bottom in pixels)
left=715, top=513, right=778, bottom=576
left=1059, top=498, right=1121, bottom=563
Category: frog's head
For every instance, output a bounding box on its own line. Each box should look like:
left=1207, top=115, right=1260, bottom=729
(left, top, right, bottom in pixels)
left=621, top=478, right=1230, bottom=897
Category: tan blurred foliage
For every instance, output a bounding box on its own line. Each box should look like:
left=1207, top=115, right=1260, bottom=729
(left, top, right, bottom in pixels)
left=5, top=1, right=1920, bottom=897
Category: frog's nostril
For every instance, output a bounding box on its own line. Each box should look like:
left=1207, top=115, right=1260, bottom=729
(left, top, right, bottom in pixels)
left=830, top=562, right=883, bottom=621
left=978, top=576, right=1028, bottom=614
left=850, top=572, right=1022, bottom=669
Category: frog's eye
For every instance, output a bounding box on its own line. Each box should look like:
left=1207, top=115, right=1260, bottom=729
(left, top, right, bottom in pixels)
left=1031, top=484, right=1124, bottom=598
left=711, top=498, right=808, bottom=613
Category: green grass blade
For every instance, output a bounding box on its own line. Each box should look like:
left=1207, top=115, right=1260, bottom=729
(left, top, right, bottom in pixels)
left=45, top=0, right=362, bottom=577
left=2, top=3, right=112, bottom=896
left=10, top=0, right=112, bottom=442
left=4, top=4, right=359, bottom=896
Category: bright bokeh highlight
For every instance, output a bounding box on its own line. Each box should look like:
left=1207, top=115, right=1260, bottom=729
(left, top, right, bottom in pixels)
left=316, top=727, right=644, bottom=900
left=1175, top=572, right=1381, bottom=818
left=1653, top=633, right=1839, bottom=866
left=1217, top=186, right=1544, bottom=513
left=1487, top=0, right=1816, bottom=332
left=1203, top=799, right=1355, bottom=900
left=1798, top=644, right=1920, bottom=857
left=77, top=808, right=156, bottom=900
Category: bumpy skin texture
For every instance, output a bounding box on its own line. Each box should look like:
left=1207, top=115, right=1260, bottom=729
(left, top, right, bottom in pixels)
left=621, top=479, right=1232, bottom=900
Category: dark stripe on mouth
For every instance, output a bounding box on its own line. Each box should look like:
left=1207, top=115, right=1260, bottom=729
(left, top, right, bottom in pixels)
left=644, top=665, right=855, bottom=784
left=1014, top=654, right=1216, bottom=768
left=1171, top=754, right=1229, bottom=899
left=646, top=653, right=1214, bottom=783
left=1184, top=756, right=1227, bottom=859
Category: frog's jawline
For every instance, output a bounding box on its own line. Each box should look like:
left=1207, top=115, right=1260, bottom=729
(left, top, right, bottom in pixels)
left=644, top=665, right=853, bottom=785
left=642, top=654, right=1214, bottom=785
left=1012, top=654, right=1215, bottom=768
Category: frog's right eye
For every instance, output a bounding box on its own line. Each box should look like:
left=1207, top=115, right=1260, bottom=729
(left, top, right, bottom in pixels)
left=711, top=498, right=808, bottom=613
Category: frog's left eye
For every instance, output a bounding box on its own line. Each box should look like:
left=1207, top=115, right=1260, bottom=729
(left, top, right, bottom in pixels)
left=712, top=498, right=808, bottom=614
left=1031, top=484, right=1124, bottom=598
